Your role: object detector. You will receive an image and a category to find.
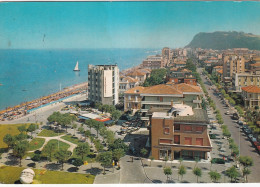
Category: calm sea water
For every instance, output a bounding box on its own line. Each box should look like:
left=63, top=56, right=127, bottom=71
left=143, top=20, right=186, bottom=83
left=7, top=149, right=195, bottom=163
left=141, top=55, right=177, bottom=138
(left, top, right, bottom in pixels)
left=0, top=48, right=158, bottom=110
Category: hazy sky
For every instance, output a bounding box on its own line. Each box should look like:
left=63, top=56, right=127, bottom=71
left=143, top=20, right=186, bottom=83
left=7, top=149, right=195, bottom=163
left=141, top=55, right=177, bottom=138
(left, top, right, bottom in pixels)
left=0, top=1, right=260, bottom=49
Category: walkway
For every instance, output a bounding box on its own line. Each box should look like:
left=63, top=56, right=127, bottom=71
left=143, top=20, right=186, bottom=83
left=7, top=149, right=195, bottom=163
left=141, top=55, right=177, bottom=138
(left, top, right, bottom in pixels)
left=28, top=134, right=77, bottom=153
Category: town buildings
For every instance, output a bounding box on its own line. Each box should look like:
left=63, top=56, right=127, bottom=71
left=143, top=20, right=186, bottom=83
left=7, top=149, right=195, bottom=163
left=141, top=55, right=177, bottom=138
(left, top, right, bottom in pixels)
left=149, top=104, right=212, bottom=160
left=119, top=76, right=139, bottom=94
left=232, top=72, right=260, bottom=92
left=124, top=83, right=203, bottom=123
left=141, top=55, right=165, bottom=69
left=241, top=85, right=260, bottom=109
left=88, top=64, right=119, bottom=105
left=223, top=55, right=245, bottom=79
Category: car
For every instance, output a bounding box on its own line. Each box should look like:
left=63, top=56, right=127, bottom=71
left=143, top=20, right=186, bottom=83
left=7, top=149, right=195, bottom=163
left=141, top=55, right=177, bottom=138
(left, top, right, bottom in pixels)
left=248, top=134, right=253, bottom=139
left=225, top=111, right=230, bottom=115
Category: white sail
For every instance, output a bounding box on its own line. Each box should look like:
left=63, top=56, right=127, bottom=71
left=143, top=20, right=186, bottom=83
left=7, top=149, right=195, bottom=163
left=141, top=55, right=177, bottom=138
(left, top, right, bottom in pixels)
left=73, top=61, right=80, bottom=71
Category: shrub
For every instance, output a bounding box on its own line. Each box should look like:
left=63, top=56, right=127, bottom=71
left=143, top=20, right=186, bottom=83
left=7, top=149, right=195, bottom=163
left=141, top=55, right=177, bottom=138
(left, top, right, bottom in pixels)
left=211, top=158, right=225, bottom=164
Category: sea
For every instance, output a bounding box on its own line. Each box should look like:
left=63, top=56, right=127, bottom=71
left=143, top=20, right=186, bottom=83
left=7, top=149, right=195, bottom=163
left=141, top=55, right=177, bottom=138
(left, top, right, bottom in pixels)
left=0, top=48, right=159, bottom=110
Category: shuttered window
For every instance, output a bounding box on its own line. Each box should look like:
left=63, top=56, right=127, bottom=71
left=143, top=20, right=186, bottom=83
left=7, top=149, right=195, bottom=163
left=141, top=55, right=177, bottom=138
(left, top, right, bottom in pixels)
left=174, top=135, right=180, bottom=144
left=174, top=124, right=180, bottom=131
left=196, top=126, right=203, bottom=132
left=196, top=138, right=203, bottom=146
left=184, top=125, right=192, bottom=131
left=184, top=137, right=192, bottom=145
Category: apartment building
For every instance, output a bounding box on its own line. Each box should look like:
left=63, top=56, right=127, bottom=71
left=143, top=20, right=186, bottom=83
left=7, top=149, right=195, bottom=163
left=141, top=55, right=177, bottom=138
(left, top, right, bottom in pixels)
left=232, top=72, right=260, bottom=92
left=223, top=55, right=245, bottom=79
left=126, top=69, right=149, bottom=83
left=88, top=64, right=119, bottom=105
left=149, top=104, right=212, bottom=160
left=124, top=83, right=202, bottom=120
left=119, top=76, right=139, bottom=94
left=141, top=55, right=164, bottom=69
left=241, top=85, right=260, bottom=109
left=166, top=72, right=197, bottom=86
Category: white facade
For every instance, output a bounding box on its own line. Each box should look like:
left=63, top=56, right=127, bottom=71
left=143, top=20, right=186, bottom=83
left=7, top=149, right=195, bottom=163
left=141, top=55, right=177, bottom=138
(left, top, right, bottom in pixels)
left=88, top=64, right=119, bottom=105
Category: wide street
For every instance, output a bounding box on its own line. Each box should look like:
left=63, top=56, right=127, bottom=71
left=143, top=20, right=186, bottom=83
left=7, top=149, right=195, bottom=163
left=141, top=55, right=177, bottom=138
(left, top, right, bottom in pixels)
left=198, top=67, right=260, bottom=182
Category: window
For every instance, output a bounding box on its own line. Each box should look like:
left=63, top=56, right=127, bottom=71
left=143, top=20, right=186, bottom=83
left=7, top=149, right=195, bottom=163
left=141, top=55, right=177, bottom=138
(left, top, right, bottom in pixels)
left=159, top=139, right=172, bottom=144
left=174, top=124, right=180, bottom=131
left=195, top=126, right=203, bottom=132
left=159, top=150, right=170, bottom=160
left=184, top=137, right=192, bottom=145
left=160, top=97, right=163, bottom=102
left=184, top=125, right=192, bottom=131
left=174, top=135, right=180, bottom=144
left=164, top=128, right=170, bottom=134
left=196, top=138, right=203, bottom=146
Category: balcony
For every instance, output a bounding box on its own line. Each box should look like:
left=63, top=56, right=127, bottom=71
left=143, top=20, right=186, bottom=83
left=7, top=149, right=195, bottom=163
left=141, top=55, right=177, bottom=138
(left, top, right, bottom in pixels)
left=193, top=100, right=202, bottom=104
left=140, top=117, right=149, bottom=121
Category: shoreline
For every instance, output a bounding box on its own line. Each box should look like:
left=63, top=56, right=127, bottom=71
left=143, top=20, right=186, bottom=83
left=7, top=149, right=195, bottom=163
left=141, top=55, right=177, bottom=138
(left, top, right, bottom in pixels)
left=0, top=57, right=147, bottom=123
left=0, top=82, right=87, bottom=122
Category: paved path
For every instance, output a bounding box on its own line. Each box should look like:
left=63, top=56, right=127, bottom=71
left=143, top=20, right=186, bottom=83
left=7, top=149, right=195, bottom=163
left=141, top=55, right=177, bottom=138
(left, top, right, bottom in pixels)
left=28, top=135, right=77, bottom=152
left=198, top=67, right=260, bottom=182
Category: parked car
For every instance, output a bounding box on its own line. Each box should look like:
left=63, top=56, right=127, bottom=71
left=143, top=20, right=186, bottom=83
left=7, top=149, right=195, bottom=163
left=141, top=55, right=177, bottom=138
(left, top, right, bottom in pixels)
left=225, top=111, right=230, bottom=115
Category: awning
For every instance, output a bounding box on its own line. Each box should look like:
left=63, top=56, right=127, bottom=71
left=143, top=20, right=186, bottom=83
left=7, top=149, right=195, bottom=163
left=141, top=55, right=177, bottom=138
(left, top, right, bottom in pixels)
left=78, top=116, right=90, bottom=120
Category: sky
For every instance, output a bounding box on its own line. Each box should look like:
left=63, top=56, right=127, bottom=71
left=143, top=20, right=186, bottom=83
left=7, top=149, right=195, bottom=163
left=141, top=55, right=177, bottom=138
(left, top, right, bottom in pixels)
left=0, top=1, right=260, bottom=49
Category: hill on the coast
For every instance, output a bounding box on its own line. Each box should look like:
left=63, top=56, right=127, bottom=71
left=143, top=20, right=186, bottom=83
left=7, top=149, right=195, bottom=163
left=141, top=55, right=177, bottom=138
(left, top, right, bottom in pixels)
left=185, top=31, right=260, bottom=50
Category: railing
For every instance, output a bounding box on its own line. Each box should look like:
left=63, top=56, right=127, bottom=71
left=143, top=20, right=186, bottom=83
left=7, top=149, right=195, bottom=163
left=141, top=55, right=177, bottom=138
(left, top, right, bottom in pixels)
left=141, top=101, right=181, bottom=105
left=140, top=109, right=149, bottom=112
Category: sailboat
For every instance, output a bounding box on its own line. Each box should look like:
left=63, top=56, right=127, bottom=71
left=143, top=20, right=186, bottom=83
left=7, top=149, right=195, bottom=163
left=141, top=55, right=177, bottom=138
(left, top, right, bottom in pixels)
left=73, top=61, right=80, bottom=71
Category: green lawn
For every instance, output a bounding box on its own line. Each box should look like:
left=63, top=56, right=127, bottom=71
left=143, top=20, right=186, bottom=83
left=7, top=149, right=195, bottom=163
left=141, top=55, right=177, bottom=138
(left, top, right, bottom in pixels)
left=0, top=124, right=30, bottom=148
left=0, top=165, right=95, bottom=184
left=28, top=138, right=45, bottom=151
left=42, top=139, right=70, bottom=152
left=61, top=135, right=82, bottom=145
left=38, top=129, right=63, bottom=137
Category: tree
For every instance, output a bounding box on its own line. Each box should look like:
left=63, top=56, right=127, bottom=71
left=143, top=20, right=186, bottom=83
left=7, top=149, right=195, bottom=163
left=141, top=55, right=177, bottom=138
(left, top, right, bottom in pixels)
left=112, top=148, right=125, bottom=162
left=27, top=123, right=37, bottom=137
left=111, top=110, right=122, bottom=121
left=97, top=151, right=113, bottom=174
left=73, top=158, right=83, bottom=170
left=78, top=127, right=85, bottom=134
left=94, top=139, right=104, bottom=153
left=3, top=134, right=16, bottom=149
left=140, top=148, right=148, bottom=158
left=209, top=170, right=221, bottom=183
left=13, top=141, right=29, bottom=166
left=108, top=139, right=128, bottom=152
left=164, top=167, right=172, bottom=183
left=193, top=167, right=202, bottom=183
left=194, top=157, right=200, bottom=168
left=239, top=156, right=253, bottom=168
left=72, top=123, right=77, bottom=136
left=163, top=155, right=169, bottom=167
left=18, top=125, right=27, bottom=134
left=93, top=121, right=104, bottom=138
left=75, top=143, right=90, bottom=160
left=178, top=157, right=183, bottom=166
left=149, top=156, right=155, bottom=167
left=15, top=133, right=27, bottom=141
left=225, top=166, right=240, bottom=182
left=84, top=130, right=91, bottom=139
left=42, top=142, right=56, bottom=161
left=85, top=119, right=95, bottom=132
left=242, top=168, right=251, bottom=183
left=54, top=149, right=72, bottom=170
left=178, top=165, right=186, bottom=181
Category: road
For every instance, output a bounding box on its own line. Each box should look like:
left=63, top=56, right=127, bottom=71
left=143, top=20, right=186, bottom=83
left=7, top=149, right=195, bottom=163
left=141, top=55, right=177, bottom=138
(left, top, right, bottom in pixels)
left=198, top=67, right=260, bottom=182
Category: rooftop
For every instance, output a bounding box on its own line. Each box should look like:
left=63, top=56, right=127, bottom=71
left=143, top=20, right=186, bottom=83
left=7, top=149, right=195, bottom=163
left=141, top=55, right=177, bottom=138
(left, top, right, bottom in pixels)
left=150, top=106, right=209, bottom=125
left=242, top=85, right=260, bottom=93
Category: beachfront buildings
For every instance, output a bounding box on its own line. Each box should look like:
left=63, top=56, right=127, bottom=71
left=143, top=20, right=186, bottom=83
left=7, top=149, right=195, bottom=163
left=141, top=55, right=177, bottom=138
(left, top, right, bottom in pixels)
left=119, top=76, right=139, bottom=94
left=141, top=55, right=165, bottom=69
left=166, top=72, right=197, bottom=86
left=241, top=85, right=260, bottom=109
left=149, top=104, right=212, bottom=160
left=124, top=83, right=203, bottom=121
left=88, top=64, right=119, bottom=105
